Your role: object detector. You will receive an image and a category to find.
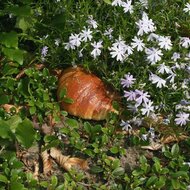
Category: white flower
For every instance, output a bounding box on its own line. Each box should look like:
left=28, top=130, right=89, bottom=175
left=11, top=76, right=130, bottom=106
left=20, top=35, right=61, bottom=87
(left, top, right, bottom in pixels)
left=124, top=90, right=136, bottom=101
left=86, top=15, right=98, bottom=29
left=136, top=12, right=156, bottom=36
left=171, top=52, right=180, bottom=61
left=64, top=41, right=75, bottom=50
left=91, top=41, right=103, bottom=58
left=139, top=0, right=148, bottom=9
left=131, top=36, right=145, bottom=51
left=183, top=3, right=190, bottom=14
left=120, top=120, right=132, bottom=131
left=135, top=90, right=150, bottom=106
left=125, top=45, right=133, bottom=55
left=147, top=33, right=159, bottom=41
left=149, top=73, right=167, bottom=88
left=80, top=28, right=93, bottom=42
left=158, top=36, right=172, bottom=50
left=110, top=44, right=127, bottom=61
left=69, top=33, right=82, bottom=48
left=145, top=48, right=163, bottom=64
left=112, top=0, right=123, bottom=6
left=104, top=28, right=113, bottom=39
left=157, top=63, right=171, bottom=74
left=141, top=101, right=154, bottom=116
left=180, top=37, right=190, bottom=48
left=122, top=1, right=133, bottom=14
left=54, top=38, right=61, bottom=46
left=121, top=73, right=136, bottom=88
left=175, top=112, right=189, bottom=126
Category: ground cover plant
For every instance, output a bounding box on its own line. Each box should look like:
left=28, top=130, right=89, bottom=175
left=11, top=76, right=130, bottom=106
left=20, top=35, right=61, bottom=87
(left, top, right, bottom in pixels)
left=0, top=0, right=190, bottom=189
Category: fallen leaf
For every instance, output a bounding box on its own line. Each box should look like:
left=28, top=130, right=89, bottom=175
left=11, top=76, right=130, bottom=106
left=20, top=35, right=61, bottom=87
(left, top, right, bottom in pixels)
left=50, top=148, right=89, bottom=171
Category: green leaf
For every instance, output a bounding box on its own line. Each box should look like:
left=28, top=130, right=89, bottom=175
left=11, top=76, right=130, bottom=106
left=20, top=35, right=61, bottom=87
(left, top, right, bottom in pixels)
left=110, top=146, right=119, bottom=154
left=63, top=97, right=74, bottom=104
left=103, top=0, right=112, bottom=4
left=6, top=115, right=22, bottom=133
left=0, top=120, right=12, bottom=139
left=10, top=182, right=27, bottom=190
left=5, top=6, right=32, bottom=17
left=59, top=87, right=67, bottom=100
left=90, top=166, right=104, bottom=174
left=112, top=167, right=125, bottom=176
left=0, top=174, right=8, bottom=183
left=29, top=106, right=36, bottom=115
left=84, top=122, right=92, bottom=134
left=15, top=118, right=36, bottom=148
left=146, top=176, right=157, bottom=187
left=2, top=47, right=24, bottom=65
left=16, top=17, right=32, bottom=32
left=171, top=179, right=180, bottom=189
left=51, top=175, right=58, bottom=187
left=65, top=118, right=78, bottom=128
left=0, top=32, right=18, bottom=48
left=0, top=95, right=10, bottom=104
left=171, top=144, right=179, bottom=156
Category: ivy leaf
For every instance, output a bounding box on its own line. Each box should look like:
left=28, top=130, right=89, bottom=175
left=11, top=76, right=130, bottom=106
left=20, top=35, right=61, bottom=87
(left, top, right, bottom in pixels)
left=0, top=174, right=8, bottom=183
left=59, top=87, right=67, bottom=100
left=10, top=182, right=27, bottom=190
left=0, top=32, right=18, bottom=48
left=65, top=118, right=78, bottom=128
left=15, top=118, right=36, bottom=148
left=0, top=120, right=12, bottom=139
left=112, top=167, right=125, bottom=176
left=2, top=47, right=24, bottom=65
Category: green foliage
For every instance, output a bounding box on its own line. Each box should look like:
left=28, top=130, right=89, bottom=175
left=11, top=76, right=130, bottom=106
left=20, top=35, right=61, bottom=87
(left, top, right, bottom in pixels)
left=0, top=0, right=190, bottom=189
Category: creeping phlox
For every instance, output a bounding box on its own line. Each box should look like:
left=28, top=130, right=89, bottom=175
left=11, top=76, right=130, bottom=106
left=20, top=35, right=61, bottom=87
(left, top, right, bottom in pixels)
left=61, top=0, right=190, bottom=130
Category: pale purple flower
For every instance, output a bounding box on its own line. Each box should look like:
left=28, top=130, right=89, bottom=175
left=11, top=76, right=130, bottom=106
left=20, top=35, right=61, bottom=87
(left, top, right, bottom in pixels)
left=41, top=46, right=48, bottom=57
left=183, top=3, right=190, bottom=14
left=112, top=0, right=123, bottom=6
left=149, top=73, right=167, bottom=88
left=110, top=43, right=127, bottom=62
left=135, top=90, right=150, bottom=106
left=80, top=28, right=93, bottom=42
left=171, top=52, right=180, bottom=61
left=120, top=120, right=132, bottom=131
left=86, top=15, right=98, bottom=29
left=124, top=90, right=136, bottom=101
left=147, top=33, right=159, bottom=41
left=91, top=41, right=103, bottom=58
left=64, top=41, right=75, bottom=50
left=157, top=63, right=171, bottom=74
left=180, top=37, right=190, bottom=48
left=131, top=36, right=145, bottom=51
left=175, top=112, right=189, bottom=126
left=145, top=48, right=163, bottom=64
left=121, top=73, right=136, bottom=88
left=104, top=28, right=113, bottom=39
left=122, top=1, right=133, bottom=14
left=136, top=12, right=156, bottom=36
left=141, top=101, right=154, bottom=116
left=69, top=33, right=82, bottom=48
left=139, top=0, right=148, bottom=9
left=158, top=36, right=172, bottom=50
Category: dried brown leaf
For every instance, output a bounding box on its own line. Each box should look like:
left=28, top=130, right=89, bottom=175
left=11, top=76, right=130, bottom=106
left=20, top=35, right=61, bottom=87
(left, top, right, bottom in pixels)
left=2, top=104, right=22, bottom=113
left=161, top=134, right=188, bottom=144
left=50, top=148, right=89, bottom=171
left=41, top=150, right=52, bottom=175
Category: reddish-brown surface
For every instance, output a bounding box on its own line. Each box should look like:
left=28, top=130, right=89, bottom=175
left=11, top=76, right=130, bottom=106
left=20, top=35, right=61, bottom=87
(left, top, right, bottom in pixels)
left=57, top=66, right=117, bottom=120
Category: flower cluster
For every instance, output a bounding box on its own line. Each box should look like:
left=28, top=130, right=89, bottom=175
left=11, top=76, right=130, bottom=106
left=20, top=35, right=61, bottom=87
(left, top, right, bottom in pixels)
left=61, top=0, right=190, bottom=128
